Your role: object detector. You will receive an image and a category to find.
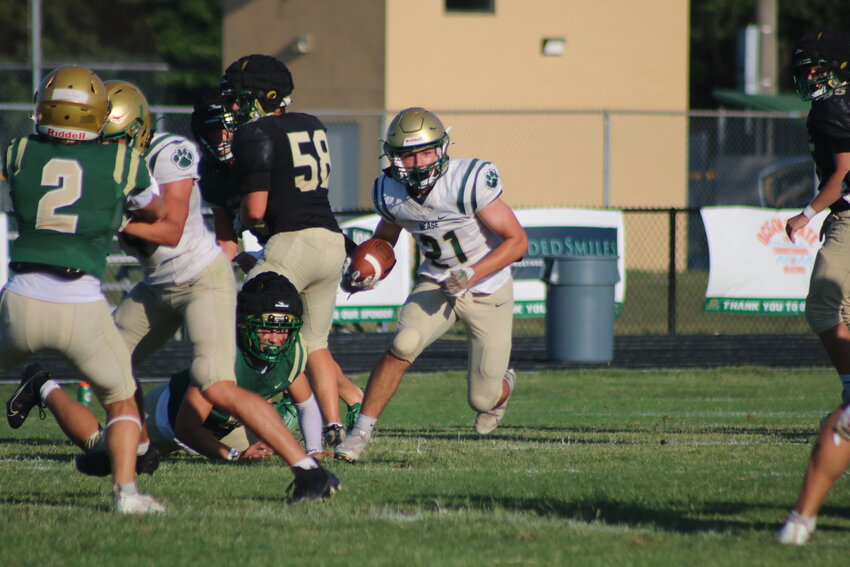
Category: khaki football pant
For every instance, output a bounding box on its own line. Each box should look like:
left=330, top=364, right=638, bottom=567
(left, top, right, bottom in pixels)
left=806, top=211, right=850, bottom=334
left=246, top=227, right=346, bottom=353
left=113, top=252, right=238, bottom=391
left=391, top=277, right=515, bottom=413
left=0, top=290, right=136, bottom=404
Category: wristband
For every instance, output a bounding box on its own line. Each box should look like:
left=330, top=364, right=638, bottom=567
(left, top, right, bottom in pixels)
left=226, top=447, right=241, bottom=461
left=802, top=205, right=818, bottom=219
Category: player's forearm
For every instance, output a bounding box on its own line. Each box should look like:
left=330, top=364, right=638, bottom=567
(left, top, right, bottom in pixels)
left=121, top=218, right=184, bottom=247
left=174, top=424, right=234, bottom=460
left=468, top=234, right=528, bottom=284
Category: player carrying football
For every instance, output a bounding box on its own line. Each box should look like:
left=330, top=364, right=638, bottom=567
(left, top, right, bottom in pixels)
left=335, top=107, right=528, bottom=463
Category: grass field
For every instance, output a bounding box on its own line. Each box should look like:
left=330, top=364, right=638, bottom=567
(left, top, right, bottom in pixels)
left=1, top=367, right=848, bottom=566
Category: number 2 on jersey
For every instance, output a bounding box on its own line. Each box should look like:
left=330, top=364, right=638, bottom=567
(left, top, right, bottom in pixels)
left=37, top=158, right=82, bottom=234
left=288, top=130, right=331, bottom=192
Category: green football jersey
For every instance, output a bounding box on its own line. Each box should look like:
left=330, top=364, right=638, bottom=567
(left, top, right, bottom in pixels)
left=166, top=334, right=308, bottom=438
left=4, top=136, right=151, bottom=279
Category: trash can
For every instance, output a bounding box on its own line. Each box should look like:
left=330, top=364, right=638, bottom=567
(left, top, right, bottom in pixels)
left=543, top=255, right=620, bottom=362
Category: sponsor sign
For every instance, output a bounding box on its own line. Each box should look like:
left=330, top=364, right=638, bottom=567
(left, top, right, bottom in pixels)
left=702, top=206, right=827, bottom=314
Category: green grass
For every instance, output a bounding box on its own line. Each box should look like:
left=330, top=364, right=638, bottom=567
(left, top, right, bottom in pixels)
left=0, top=367, right=846, bottom=566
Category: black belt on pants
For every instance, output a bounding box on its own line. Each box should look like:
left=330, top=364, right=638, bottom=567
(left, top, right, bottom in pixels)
left=10, top=262, right=86, bottom=280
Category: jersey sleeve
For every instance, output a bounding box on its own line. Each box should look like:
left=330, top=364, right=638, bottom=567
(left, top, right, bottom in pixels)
left=461, top=160, right=502, bottom=215
left=232, top=122, right=274, bottom=194
left=149, top=136, right=200, bottom=184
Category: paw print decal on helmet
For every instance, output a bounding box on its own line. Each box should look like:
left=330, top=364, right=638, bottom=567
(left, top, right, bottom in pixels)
left=485, top=169, right=499, bottom=189
left=172, top=146, right=194, bottom=169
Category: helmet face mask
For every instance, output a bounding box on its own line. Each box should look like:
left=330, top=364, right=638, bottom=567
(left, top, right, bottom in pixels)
left=383, top=107, right=450, bottom=197
left=34, top=65, right=110, bottom=142
left=236, top=272, right=303, bottom=364
left=191, top=88, right=234, bottom=163
left=792, top=30, right=850, bottom=101
left=102, top=81, right=153, bottom=152
left=239, top=312, right=303, bottom=364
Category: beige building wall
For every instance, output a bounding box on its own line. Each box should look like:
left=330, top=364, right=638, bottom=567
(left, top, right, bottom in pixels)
left=224, top=0, right=690, bottom=268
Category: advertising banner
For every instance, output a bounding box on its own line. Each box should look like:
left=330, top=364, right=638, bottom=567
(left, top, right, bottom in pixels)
left=702, top=206, right=827, bottom=314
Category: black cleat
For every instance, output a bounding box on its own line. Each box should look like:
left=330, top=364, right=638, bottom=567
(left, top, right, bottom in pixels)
left=287, top=464, right=341, bottom=503
left=6, top=363, right=50, bottom=429
left=76, top=444, right=161, bottom=477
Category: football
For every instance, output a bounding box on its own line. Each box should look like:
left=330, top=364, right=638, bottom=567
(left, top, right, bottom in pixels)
left=349, top=238, right=396, bottom=283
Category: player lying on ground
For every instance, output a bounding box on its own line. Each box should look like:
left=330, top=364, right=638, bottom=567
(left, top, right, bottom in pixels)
left=7, top=272, right=340, bottom=503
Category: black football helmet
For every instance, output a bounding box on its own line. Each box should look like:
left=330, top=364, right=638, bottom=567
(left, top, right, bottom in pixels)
left=190, top=87, right=233, bottom=163
left=382, top=107, right=450, bottom=197
left=792, top=30, right=850, bottom=101
left=237, top=272, right=303, bottom=364
left=221, top=54, right=294, bottom=127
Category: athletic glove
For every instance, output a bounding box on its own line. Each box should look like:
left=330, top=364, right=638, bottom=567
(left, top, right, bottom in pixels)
left=442, top=266, right=475, bottom=297
left=340, top=257, right=378, bottom=294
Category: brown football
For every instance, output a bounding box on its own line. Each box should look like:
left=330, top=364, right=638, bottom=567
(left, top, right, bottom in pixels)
left=349, top=238, right=396, bottom=282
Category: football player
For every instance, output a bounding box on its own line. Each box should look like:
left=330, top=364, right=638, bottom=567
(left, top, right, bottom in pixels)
left=335, top=108, right=528, bottom=463
left=15, top=274, right=328, bottom=472
left=220, top=54, right=362, bottom=445
left=7, top=81, right=341, bottom=503
left=779, top=29, right=850, bottom=545
left=1, top=66, right=166, bottom=513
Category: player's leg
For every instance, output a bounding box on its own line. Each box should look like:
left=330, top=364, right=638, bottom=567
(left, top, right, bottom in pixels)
left=336, top=280, right=454, bottom=462
left=458, top=279, right=516, bottom=434
left=201, top=379, right=340, bottom=501
left=805, top=214, right=850, bottom=402
left=778, top=406, right=850, bottom=544
left=287, top=374, right=324, bottom=456
left=251, top=229, right=349, bottom=441
left=70, top=301, right=163, bottom=513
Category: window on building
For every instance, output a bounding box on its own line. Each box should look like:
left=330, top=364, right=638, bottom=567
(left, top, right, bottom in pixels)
left=445, top=0, right=495, bottom=14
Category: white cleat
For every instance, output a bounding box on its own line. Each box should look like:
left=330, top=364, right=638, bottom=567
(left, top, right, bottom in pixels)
left=114, top=490, right=166, bottom=514
left=776, top=512, right=815, bottom=545
left=475, top=368, right=516, bottom=435
left=334, top=428, right=371, bottom=463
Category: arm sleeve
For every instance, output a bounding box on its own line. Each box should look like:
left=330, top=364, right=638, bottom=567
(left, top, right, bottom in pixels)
left=233, top=125, right=274, bottom=194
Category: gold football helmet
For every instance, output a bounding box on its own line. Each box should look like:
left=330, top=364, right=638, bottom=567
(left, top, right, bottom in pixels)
left=383, top=107, right=450, bottom=196
left=34, top=65, right=109, bottom=141
left=102, top=80, right=154, bottom=152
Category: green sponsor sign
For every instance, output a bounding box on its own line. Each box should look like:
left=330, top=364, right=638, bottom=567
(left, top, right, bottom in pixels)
left=704, top=297, right=806, bottom=315
left=334, top=305, right=400, bottom=322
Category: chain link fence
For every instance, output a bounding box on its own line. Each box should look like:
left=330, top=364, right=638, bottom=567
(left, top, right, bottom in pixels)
left=0, top=106, right=816, bottom=336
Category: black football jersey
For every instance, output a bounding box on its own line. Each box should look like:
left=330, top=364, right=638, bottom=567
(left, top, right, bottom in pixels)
left=807, top=89, right=850, bottom=212
left=232, top=112, right=341, bottom=238
left=198, top=155, right=242, bottom=215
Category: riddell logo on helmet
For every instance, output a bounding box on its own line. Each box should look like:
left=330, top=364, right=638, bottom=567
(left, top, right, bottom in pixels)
left=46, top=128, right=87, bottom=140
left=403, top=135, right=426, bottom=145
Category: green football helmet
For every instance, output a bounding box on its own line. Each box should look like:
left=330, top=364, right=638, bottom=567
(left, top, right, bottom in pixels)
left=102, top=80, right=154, bottom=152
left=383, top=107, right=450, bottom=196
left=34, top=65, right=110, bottom=142
left=237, top=272, right=303, bottom=364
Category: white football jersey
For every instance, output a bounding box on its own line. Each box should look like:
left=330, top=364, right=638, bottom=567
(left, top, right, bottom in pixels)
left=137, top=133, right=221, bottom=285
left=372, top=158, right=511, bottom=294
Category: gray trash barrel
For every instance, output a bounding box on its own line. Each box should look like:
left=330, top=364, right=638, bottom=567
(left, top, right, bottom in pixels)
left=543, top=255, right=620, bottom=362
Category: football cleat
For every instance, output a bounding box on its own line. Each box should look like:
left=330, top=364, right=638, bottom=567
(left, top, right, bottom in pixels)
left=776, top=511, right=816, bottom=545
left=334, top=427, right=371, bottom=463
left=345, top=402, right=362, bottom=432
left=474, top=368, right=516, bottom=435
left=76, top=444, right=161, bottom=477
left=6, top=363, right=50, bottom=429
left=323, top=423, right=347, bottom=448
left=113, top=489, right=165, bottom=514
left=287, top=464, right=341, bottom=503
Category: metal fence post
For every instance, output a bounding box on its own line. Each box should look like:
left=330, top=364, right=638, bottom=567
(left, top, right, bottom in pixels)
left=668, top=208, right=677, bottom=335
